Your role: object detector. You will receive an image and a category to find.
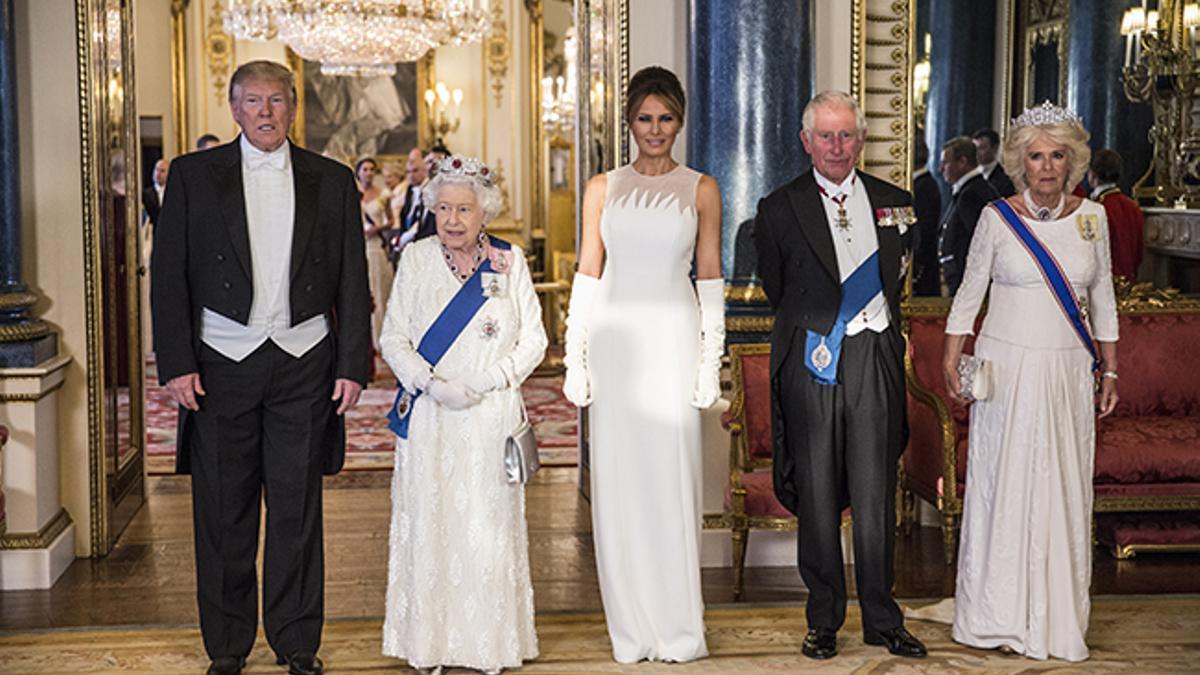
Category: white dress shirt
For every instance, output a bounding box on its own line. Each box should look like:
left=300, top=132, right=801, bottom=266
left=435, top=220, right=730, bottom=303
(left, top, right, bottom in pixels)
left=979, top=160, right=998, bottom=180
left=201, top=136, right=329, bottom=361
left=951, top=165, right=984, bottom=196
left=814, top=169, right=891, bottom=335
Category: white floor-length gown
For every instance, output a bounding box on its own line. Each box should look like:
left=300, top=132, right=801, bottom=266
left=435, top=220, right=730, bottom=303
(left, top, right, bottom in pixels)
left=363, top=197, right=394, bottom=349
left=588, top=163, right=708, bottom=663
left=380, top=237, right=546, bottom=671
left=946, top=200, right=1118, bottom=662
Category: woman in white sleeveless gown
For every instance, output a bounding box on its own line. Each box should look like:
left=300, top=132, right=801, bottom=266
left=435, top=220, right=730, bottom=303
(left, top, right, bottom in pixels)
left=562, top=67, right=725, bottom=664
left=943, top=104, right=1119, bottom=662
left=357, top=157, right=394, bottom=350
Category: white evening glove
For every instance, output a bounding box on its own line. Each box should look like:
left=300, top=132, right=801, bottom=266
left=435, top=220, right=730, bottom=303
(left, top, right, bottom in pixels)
left=458, top=367, right=508, bottom=396
left=692, top=278, right=726, bottom=409
left=562, top=273, right=600, bottom=406
left=426, top=377, right=482, bottom=410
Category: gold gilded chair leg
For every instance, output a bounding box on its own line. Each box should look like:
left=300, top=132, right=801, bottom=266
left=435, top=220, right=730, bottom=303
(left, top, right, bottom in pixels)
left=941, top=512, right=960, bottom=565
left=731, top=526, right=748, bottom=601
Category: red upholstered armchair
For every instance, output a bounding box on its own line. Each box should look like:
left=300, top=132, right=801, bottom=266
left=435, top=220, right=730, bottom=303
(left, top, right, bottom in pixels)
left=720, top=343, right=796, bottom=599
left=902, top=286, right=1200, bottom=563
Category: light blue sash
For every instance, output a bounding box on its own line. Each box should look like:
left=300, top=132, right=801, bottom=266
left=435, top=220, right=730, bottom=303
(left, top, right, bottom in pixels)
left=992, top=200, right=1100, bottom=369
left=804, top=251, right=882, bottom=384
left=387, top=235, right=512, bottom=438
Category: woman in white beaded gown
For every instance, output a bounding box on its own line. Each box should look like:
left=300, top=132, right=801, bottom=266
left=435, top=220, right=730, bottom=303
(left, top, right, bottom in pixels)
left=562, top=66, right=724, bottom=663
left=380, top=156, right=546, bottom=673
left=943, top=103, right=1120, bottom=662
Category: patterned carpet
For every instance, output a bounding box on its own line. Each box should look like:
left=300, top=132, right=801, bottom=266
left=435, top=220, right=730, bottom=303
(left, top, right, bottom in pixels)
left=2, top=598, right=1198, bottom=673
left=146, top=357, right=578, bottom=474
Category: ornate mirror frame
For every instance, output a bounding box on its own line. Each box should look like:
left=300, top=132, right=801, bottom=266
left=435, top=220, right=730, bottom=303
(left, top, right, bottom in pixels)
left=1021, top=0, right=1069, bottom=108
left=75, top=0, right=147, bottom=556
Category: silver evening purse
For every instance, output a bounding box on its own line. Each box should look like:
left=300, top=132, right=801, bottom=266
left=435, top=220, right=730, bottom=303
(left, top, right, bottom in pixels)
left=957, top=354, right=993, bottom=402
left=504, top=398, right=540, bottom=484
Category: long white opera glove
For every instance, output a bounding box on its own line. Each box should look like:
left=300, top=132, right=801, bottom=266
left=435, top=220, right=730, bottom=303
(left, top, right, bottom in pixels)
left=692, top=278, right=726, bottom=409
left=562, top=273, right=600, bottom=406
left=427, top=377, right=481, bottom=410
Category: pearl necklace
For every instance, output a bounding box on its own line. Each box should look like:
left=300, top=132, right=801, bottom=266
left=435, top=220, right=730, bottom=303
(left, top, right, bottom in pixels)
left=1022, top=188, right=1065, bottom=221
left=442, top=232, right=487, bottom=281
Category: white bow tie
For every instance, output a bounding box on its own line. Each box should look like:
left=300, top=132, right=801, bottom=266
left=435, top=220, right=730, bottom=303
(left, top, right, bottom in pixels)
left=245, top=150, right=287, bottom=172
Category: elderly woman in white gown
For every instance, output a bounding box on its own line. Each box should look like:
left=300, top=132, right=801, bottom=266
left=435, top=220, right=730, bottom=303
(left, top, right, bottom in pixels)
left=942, top=102, right=1119, bottom=662
left=379, top=156, right=546, bottom=673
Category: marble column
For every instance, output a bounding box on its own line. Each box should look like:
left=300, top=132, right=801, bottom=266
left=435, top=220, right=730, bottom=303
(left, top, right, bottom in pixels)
left=925, top=0, right=996, bottom=185
left=687, top=0, right=814, bottom=279
left=1068, top=0, right=1154, bottom=195
left=0, top=0, right=53, bottom=367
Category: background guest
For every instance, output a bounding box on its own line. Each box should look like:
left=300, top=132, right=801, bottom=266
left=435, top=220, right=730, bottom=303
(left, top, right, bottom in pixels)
left=380, top=155, right=545, bottom=673
left=392, top=147, right=437, bottom=259
left=911, top=136, right=942, bottom=296
left=358, top=157, right=393, bottom=350
left=972, top=128, right=1016, bottom=197
left=195, top=133, right=220, bottom=151
left=944, top=103, right=1118, bottom=662
left=938, top=136, right=999, bottom=295
left=1088, top=148, right=1144, bottom=281
left=142, top=158, right=169, bottom=228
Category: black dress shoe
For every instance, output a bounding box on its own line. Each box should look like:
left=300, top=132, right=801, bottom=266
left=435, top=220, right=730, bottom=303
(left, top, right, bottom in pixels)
left=864, top=625, right=928, bottom=658
left=801, top=627, right=838, bottom=659
left=206, top=656, right=245, bottom=675
left=281, top=651, right=324, bottom=675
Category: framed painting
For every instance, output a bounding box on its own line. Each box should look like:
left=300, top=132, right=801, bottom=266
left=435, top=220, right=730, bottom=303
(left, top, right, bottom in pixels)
left=286, top=50, right=433, bottom=165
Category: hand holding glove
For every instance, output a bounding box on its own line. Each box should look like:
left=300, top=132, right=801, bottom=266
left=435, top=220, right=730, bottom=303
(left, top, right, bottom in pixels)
left=691, top=278, right=726, bottom=409
left=427, top=377, right=482, bottom=410
left=562, top=273, right=600, bottom=406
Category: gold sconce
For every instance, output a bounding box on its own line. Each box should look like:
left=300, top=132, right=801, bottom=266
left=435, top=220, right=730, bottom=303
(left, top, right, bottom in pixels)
left=1122, top=1, right=1200, bottom=205
left=424, top=80, right=462, bottom=146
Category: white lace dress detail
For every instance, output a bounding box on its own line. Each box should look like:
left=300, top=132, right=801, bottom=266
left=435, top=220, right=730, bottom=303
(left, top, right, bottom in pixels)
left=379, top=237, right=546, bottom=671
left=589, top=163, right=709, bottom=663
left=946, top=200, right=1118, bottom=662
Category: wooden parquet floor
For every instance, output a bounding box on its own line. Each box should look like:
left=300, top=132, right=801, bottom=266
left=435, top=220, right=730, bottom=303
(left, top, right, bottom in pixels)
left=3, top=599, right=1200, bottom=673
left=3, top=467, right=1200, bottom=672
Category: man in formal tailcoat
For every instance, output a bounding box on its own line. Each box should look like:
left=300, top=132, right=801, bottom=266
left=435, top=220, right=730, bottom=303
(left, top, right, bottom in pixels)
left=141, top=158, right=169, bottom=227
left=151, top=60, right=370, bottom=675
left=753, top=91, right=927, bottom=661
left=937, top=136, right=999, bottom=295
left=911, top=137, right=942, bottom=296
left=972, top=128, right=1016, bottom=197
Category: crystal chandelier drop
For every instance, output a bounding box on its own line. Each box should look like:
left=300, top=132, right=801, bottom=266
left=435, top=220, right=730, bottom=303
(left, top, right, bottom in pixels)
left=223, top=1, right=493, bottom=77
left=541, top=27, right=577, bottom=135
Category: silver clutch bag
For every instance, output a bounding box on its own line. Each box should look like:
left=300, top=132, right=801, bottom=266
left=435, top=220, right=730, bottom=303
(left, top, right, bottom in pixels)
left=504, top=399, right=540, bottom=484
left=957, top=354, right=993, bottom=402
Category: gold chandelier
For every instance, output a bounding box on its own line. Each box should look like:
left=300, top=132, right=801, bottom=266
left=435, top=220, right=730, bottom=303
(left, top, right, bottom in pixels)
left=223, top=1, right=492, bottom=77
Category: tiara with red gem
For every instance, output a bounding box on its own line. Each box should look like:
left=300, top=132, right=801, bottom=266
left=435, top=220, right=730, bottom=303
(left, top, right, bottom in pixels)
left=1010, top=100, right=1083, bottom=131
left=435, top=156, right=495, bottom=187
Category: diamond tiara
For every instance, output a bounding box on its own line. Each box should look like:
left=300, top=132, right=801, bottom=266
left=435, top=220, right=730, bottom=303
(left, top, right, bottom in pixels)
left=1010, top=100, right=1083, bottom=131
left=435, top=155, right=495, bottom=187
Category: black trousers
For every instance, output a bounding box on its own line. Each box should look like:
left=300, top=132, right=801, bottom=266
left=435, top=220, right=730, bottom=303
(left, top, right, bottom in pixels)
left=191, top=338, right=332, bottom=660
left=780, top=327, right=906, bottom=634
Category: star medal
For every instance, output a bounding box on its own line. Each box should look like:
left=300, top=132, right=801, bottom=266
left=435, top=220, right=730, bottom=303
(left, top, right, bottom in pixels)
left=480, top=316, right=500, bottom=340
left=811, top=338, right=833, bottom=370
left=492, top=252, right=509, bottom=272
left=1076, top=214, right=1098, bottom=241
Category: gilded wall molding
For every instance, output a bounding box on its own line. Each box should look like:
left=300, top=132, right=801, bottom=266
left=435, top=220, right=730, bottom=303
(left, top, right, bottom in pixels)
left=206, top=0, right=233, bottom=101
left=171, top=0, right=190, bottom=155
left=0, top=508, right=73, bottom=551
left=486, top=1, right=510, bottom=108
left=851, top=0, right=914, bottom=189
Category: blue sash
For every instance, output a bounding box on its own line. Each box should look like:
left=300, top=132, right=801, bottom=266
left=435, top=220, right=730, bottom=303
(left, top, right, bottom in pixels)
left=386, top=235, right=512, bottom=438
left=804, top=251, right=882, bottom=384
left=991, top=200, right=1100, bottom=369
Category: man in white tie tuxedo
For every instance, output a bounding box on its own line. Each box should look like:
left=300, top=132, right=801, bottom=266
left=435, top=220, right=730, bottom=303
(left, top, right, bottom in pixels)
left=151, top=60, right=370, bottom=675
